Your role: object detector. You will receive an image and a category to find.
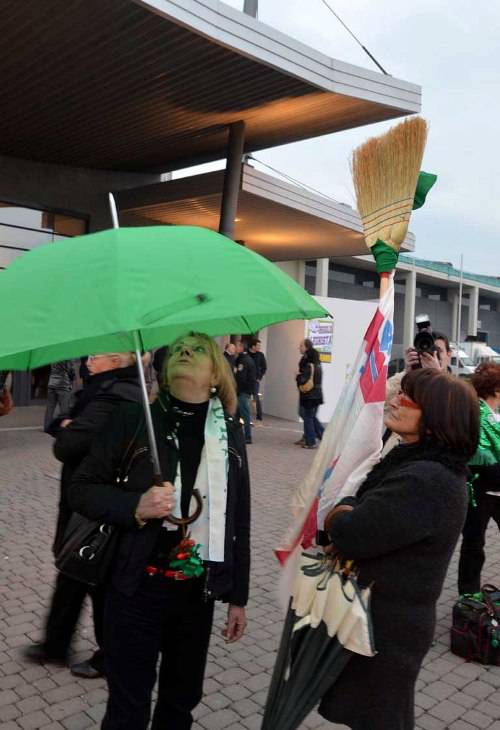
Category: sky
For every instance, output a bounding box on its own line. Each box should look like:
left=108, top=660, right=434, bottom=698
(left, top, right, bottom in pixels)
left=178, top=0, right=500, bottom=276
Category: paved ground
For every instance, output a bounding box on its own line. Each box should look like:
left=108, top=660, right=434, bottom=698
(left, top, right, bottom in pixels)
left=1, top=408, right=500, bottom=730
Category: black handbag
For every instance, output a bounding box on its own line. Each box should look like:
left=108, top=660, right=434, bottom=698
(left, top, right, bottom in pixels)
left=55, top=415, right=146, bottom=586
left=450, top=584, right=500, bottom=665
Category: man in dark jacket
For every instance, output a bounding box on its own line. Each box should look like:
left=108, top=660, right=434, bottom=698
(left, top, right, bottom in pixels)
left=249, top=339, right=267, bottom=422
left=23, top=353, right=142, bottom=678
left=223, top=342, right=237, bottom=372
left=235, top=340, right=256, bottom=444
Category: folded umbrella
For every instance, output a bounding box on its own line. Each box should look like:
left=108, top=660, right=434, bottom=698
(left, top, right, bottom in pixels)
left=261, top=552, right=375, bottom=730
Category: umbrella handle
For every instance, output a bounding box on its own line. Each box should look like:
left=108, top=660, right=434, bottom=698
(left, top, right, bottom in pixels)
left=164, top=488, right=203, bottom=526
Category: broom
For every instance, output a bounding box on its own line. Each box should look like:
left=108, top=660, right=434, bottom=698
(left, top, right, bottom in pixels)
left=351, top=116, right=432, bottom=295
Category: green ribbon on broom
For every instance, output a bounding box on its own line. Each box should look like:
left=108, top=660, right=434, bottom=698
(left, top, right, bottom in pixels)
left=371, top=171, right=437, bottom=273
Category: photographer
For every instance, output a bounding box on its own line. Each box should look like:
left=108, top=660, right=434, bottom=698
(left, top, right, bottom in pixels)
left=404, top=328, right=452, bottom=373
left=384, top=325, right=452, bottom=455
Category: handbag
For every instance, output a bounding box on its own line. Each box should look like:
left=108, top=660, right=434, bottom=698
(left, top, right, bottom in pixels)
left=299, top=364, right=315, bottom=394
left=450, top=584, right=500, bottom=665
left=0, top=388, right=13, bottom=417
left=55, top=414, right=146, bottom=586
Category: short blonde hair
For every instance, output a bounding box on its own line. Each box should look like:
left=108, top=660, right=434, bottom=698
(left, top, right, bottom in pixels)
left=162, top=332, right=237, bottom=415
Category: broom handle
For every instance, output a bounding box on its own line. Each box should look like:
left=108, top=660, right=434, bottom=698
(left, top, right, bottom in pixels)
left=379, top=271, right=392, bottom=299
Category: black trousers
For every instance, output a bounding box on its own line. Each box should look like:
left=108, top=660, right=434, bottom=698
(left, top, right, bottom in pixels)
left=45, top=572, right=104, bottom=662
left=458, top=494, right=500, bottom=594
left=102, top=574, right=215, bottom=730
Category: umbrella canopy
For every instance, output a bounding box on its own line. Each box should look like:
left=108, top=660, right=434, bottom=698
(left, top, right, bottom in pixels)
left=0, top=225, right=328, bottom=370
left=261, top=551, right=375, bottom=730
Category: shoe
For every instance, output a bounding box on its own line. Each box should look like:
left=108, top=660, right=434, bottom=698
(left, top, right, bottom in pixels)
left=245, top=439, right=252, bottom=445
left=294, top=438, right=305, bottom=446
left=302, top=444, right=318, bottom=450
left=22, top=643, right=66, bottom=666
left=70, top=659, right=105, bottom=679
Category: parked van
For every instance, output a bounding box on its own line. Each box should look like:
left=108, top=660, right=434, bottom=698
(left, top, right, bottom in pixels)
left=460, top=341, right=500, bottom=367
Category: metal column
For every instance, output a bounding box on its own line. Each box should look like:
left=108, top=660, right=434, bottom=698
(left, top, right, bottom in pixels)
left=219, top=121, right=246, bottom=240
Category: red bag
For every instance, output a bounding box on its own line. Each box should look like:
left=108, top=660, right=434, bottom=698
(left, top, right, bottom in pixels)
left=0, top=389, right=14, bottom=417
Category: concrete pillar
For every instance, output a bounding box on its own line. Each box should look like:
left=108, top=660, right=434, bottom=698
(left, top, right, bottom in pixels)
left=315, top=258, right=329, bottom=297
left=402, top=269, right=417, bottom=347
left=467, top=285, right=479, bottom=337
left=276, top=260, right=305, bottom=288
left=243, top=0, right=258, bottom=16
left=219, top=121, right=245, bottom=239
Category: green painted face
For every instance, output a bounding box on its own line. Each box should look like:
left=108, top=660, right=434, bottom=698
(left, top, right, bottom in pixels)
left=167, top=335, right=215, bottom=393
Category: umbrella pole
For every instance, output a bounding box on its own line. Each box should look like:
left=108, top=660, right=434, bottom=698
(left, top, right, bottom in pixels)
left=132, top=330, right=163, bottom=486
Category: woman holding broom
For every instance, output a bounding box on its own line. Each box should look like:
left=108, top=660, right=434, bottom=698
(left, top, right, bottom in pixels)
left=69, top=332, right=250, bottom=730
left=319, top=368, right=479, bottom=729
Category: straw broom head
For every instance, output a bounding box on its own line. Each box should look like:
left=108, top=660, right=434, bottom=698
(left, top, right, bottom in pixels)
left=352, top=116, right=428, bottom=253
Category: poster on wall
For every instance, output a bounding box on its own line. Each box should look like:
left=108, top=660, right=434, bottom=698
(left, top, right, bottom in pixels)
left=307, top=318, right=333, bottom=362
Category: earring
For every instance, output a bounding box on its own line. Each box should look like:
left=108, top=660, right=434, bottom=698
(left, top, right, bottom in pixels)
left=210, top=385, right=218, bottom=396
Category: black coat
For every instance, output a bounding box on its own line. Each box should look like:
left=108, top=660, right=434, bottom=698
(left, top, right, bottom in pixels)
left=319, top=442, right=468, bottom=730
left=235, top=352, right=257, bottom=395
left=296, top=352, right=323, bottom=405
left=51, top=367, right=141, bottom=553
left=249, top=350, right=267, bottom=381
left=69, top=398, right=251, bottom=606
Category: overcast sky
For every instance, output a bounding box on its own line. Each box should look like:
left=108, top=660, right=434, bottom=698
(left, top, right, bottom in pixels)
left=182, top=0, right=499, bottom=276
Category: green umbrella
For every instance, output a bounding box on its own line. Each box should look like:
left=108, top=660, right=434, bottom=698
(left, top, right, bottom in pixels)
left=0, top=224, right=328, bottom=482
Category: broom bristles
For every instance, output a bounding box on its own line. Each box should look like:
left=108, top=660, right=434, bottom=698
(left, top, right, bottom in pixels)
left=352, top=117, right=428, bottom=252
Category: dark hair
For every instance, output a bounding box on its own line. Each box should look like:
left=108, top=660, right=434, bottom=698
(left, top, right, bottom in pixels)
left=249, top=338, right=260, bottom=349
left=400, top=369, right=479, bottom=459
left=471, top=361, right=500, bottom=400
left=433, top=331, right=451, bottom=353
left=303, top=338, right=313, bottom=350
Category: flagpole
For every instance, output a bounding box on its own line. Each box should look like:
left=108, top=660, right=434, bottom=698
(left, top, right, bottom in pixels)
left=455, top=254, right=464, bottom=374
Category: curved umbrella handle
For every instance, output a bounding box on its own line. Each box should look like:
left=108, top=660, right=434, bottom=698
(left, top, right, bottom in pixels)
left=164, top=488, right=203, bottom=526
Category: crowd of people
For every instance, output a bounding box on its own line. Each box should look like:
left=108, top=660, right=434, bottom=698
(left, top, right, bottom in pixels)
left=10, top=327, right=500, bottom=730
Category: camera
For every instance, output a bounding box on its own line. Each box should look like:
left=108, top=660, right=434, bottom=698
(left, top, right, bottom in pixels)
left=412, top=314, right=437, bottom=368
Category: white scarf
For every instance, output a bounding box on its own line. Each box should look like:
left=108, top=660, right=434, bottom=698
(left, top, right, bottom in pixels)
left=162, top=397, right=228, bottom=562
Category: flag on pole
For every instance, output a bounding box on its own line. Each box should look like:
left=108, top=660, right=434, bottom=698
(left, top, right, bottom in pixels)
left=276, top=274, right=394, bottom=567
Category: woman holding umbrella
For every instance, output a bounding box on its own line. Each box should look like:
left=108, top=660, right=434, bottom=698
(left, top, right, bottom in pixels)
left=69, top=332, right=250, bottom=730
left=318, top=368, right=479, bottom=730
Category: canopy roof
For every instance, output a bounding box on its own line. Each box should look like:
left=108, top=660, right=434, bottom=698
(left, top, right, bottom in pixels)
left=0, top=0, right=420, bottom=172
left=117, top=163, right=415, bottom=260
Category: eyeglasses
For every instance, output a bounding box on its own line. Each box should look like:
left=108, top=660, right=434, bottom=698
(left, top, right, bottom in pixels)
left=87, top=353, right=120, bottom=362
left=397, top=392, right=421, bottom=410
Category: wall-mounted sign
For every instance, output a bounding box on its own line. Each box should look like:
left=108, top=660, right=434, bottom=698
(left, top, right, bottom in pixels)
left=307, top=318, right=333, bottom=363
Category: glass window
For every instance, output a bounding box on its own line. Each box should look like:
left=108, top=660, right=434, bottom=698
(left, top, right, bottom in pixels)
left=0, top=202, right=87, bottom=269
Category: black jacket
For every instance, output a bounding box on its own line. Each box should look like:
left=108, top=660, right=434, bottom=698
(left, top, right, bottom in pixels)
left=51, top=367, right=142, bottom=553
left=235, top=352, right=257, bottom=395
left=296, top=352, right=323, bottom=405
left=320, top=442, right=468, bottom=730
left=69, top=398, right=251, bottom=606
left=249, top=350, right=267, bottom=381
